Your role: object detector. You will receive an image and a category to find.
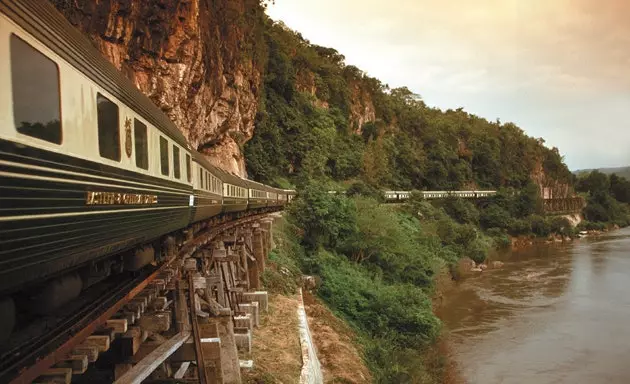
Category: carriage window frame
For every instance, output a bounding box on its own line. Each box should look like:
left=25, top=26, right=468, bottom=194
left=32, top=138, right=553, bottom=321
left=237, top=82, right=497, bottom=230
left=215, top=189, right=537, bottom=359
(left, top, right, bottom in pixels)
left=199, top=168, right=203, bottom=189
left=172, top=145, right=180, bottom=180
left=10, top=34, right=63, bottom=145
left=96, top=93, right=121, bottom=162
left=134, top=118, right=148, bottom=170
left=159, top=136, right=169, bottom=176
left=186, top=154, right=191, bottom=182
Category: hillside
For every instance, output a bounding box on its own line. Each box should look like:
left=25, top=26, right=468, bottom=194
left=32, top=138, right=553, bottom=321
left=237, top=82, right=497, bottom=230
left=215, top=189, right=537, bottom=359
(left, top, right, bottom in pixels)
left=245, top=21, right=574, bottom=196
left=575, top=166, right=630, bottom=180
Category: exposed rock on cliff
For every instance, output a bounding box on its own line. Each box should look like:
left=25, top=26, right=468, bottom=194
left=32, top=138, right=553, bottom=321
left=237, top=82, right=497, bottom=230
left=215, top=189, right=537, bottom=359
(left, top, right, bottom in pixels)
left=347, top=79, right=376, bottom=133
left=531, top=159, right=572, bottom=198
left=53, top=0, right=266, bottom=176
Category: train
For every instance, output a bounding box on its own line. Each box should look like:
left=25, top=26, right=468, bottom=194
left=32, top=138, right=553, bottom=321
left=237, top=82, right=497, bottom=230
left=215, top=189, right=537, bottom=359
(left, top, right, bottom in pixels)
left=383, top=190, right=497, bottom=201
left=0, top=0, right=295, bottom=340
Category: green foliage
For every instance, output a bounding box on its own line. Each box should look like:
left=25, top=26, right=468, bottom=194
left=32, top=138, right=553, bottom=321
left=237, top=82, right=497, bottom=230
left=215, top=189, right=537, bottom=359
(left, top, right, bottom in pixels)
left=261, top=220, right=305, bottom=295
left=345, top=180, right=383, bottom=201
left=287, top=183, right=357, bottom=249
left=441, top=197, right=480, bottom=224
left=609, top=174, right=630, bottom=204
left=576, top=170, right=610, bottom=194
left=507, top=219, right=532, bottom=236
left=480, top=204, right=511, bottom=229
left=576, top=171, right=630, bottom=227
left=528, top=215, right=552, bottom=237
left=317, top=250, right=440, bottom=347
left=577, top=220, right=607, bottom=231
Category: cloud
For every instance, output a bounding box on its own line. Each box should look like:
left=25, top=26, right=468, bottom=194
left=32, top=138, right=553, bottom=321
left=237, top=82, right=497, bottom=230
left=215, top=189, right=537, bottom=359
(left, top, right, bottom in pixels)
left=267, top=0, right=630, bottom=169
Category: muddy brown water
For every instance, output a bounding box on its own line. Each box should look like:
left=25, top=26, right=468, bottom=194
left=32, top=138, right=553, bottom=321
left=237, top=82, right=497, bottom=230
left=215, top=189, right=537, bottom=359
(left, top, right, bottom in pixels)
left=438, top=227, right=630, bottom=383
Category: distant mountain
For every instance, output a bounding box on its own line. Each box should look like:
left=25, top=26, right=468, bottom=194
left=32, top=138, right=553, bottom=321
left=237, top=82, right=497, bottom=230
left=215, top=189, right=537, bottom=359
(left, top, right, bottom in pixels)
left=575, top=166, right=630, bottom=180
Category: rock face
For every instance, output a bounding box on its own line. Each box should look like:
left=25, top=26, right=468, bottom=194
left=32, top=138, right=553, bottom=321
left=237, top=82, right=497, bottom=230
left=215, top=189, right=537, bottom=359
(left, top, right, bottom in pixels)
left=347, top=79, right=376, bottom=133
left=294, top=68, right=376, bottom=132
left=531, top=158, right=572, bottom=199
left=52, top=0, right=266, bottom=177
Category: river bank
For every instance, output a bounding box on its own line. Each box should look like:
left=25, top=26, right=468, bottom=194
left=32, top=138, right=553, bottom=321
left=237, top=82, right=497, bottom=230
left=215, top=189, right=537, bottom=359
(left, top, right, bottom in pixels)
left=435, top=226, right=630, bottom=383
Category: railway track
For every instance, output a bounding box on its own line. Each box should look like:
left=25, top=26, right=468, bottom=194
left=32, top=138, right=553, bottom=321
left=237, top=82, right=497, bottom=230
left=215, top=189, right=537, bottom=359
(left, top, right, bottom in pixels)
left=2, top=211, right=278, bottom=384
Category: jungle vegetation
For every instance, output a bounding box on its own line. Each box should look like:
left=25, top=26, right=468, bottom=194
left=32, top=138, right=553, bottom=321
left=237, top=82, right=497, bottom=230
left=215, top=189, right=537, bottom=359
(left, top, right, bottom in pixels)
left=242, top=14, right=627, bottom=384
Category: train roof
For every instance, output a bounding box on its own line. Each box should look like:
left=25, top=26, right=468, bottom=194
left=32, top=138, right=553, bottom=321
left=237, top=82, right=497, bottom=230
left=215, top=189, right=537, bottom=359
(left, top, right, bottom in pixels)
left=1, top=0, right=189, bottom=148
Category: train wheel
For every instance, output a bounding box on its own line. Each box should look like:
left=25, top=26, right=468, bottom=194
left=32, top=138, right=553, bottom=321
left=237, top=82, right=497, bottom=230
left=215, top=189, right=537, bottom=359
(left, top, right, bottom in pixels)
left=27, top=273, right=83, bottom=315
left=0, top=296, right=16, bottom=342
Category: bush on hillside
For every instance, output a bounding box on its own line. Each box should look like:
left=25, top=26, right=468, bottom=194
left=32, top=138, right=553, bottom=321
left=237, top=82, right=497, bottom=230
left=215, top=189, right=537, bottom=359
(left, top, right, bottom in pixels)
left=480, top=204, right=511, bottom=229
left=507, top=218, right=532, bottom=236
left=346, top=181, right=382, bottom=201
left=528, top=215, right=552, bottom=237
left=442, top=197, right=480, bottom=225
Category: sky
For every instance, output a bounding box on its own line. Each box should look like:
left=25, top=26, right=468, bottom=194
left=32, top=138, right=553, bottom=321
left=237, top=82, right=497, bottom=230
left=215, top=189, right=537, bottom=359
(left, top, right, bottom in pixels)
left=266, top=0, right=630, bottom=170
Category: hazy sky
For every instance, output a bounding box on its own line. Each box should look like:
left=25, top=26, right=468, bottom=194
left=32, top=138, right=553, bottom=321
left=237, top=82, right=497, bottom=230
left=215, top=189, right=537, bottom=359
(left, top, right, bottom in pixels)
left=266, top=0, right=630, bottom=170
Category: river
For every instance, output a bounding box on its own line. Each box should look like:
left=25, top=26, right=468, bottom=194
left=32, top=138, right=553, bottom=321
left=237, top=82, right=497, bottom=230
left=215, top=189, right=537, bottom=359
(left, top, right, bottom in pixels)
left=438, top=227, right=630, bottom=383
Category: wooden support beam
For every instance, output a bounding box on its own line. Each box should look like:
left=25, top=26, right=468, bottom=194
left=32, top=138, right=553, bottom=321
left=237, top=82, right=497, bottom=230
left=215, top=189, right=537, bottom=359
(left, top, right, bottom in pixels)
left=114, top=364, right=133, bottom=381
left=106, top=319, right=128, bottom=334
left=173, top=362, right=190, bottom=380
left=54, top=354, right=88, bottom=374
left=112, top=332, right=190, bottom=384
left=72, top=345, right=99, bottom=363
left=120, top=328, right=143, bottom=359
left=81, top=335, right=110, bottom=352
left=34, top=368, right=72, bottom=384
left=138, top=312, right=171, bottom=332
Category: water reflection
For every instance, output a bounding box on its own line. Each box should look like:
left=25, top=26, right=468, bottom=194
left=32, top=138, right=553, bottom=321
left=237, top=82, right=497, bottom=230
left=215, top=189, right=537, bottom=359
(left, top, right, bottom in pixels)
left=440, top=227, right=630, bottom=383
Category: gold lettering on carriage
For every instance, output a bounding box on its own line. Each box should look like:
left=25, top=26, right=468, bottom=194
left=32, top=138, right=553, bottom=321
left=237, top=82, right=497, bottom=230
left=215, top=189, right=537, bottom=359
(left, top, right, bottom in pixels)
left=86, top=191, right=158, bottom=205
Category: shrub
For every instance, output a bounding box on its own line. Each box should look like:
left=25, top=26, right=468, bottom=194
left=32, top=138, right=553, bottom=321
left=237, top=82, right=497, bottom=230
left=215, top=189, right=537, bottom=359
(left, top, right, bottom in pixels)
left=480, top=204, right=511, bottom=229
left=507, top=218, right=532, bottom=236
left=466, top=239, right=489, bottom=264
left=346, top=181, right=382, bottom=201
left=577, top=220, right=606, bottom=231
left=548, top=216, right=573, bottom=237
left=528, top=215, right=552, bottom=237
left=442, top=197, right=480, bottom=225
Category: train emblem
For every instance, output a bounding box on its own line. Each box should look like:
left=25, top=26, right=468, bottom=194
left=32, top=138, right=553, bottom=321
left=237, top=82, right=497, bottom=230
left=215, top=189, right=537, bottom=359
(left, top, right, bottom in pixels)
left=124, top=117, right=132, bottom=158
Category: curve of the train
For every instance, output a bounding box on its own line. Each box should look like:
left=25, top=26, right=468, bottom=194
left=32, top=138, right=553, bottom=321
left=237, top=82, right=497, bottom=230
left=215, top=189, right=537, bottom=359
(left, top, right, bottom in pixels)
left=0, top=0, right=295, bottom=340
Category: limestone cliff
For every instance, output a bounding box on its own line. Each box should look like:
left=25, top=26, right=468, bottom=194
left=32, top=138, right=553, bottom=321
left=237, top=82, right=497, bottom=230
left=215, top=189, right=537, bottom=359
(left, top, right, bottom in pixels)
left=531, top=159, right=572, bottom=199
left=52, top=0, right=266, bottom=176
left=347, top=79, right=376, bottom=133
left=294, top=68, right=376, bottom=132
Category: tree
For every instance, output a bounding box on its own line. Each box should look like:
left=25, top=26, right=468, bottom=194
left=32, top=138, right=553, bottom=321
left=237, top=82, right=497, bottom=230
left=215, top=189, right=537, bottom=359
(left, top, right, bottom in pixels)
left=288, top=183, right=358, bottom=249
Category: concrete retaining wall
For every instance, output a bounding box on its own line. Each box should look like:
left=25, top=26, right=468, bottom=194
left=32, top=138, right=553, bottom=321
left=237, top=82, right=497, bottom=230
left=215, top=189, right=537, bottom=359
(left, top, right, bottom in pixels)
left=297, top=289, right=323, bottom=384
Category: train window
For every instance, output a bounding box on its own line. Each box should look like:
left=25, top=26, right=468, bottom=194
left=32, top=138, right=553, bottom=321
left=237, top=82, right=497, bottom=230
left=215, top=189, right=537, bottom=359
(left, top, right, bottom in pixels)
left=96, top=93, right=120, bottom=161
left=159, top=136, right=169, bottom=176
left=199, top=168, right=203, bottom=189
left=186, top=154, right=191, bottom=182
left=134, top=119, right=148, bottom=170
left=10, top=34, right=62, bottom=144
left=173, top=145, right=180, bottom=179
left=206, top=172, right=210, bottom=190
left=96, top=94, right=121, bottom=161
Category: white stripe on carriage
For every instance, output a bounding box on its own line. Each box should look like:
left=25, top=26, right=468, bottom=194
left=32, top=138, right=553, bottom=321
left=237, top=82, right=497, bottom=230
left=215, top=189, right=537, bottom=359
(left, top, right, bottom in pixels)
left=0, top=170, right=191, bottom=196
left=0, top=160, right=191, bottom=194
left=0, top=205, right=191, bottom=222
